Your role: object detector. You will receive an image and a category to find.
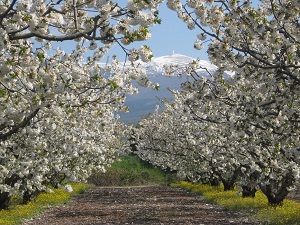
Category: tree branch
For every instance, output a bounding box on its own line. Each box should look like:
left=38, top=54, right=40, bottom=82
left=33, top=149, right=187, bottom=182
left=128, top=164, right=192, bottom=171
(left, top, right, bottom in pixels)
left=0, top=108, right=40, bottom=142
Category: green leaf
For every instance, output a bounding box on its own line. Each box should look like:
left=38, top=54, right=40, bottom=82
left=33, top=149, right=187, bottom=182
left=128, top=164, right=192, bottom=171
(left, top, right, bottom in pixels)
left=154, top=18, right=162, bottom=24
left=23, top=14, right=32, bottom=22
left=36, top=52, right=45, bottom=62
left=0, top=89, right=6, bottom=98
left=148, top=54, right=153, bottom=61
left=109, top=80, right=119, bottom=90
left=19, top=46, right=27, bottom=55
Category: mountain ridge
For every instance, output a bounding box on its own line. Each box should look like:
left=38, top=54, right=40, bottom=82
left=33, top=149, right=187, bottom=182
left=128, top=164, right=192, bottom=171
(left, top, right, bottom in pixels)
left=138, top=53, right=216, bottom=75
left=101, top=53, right=218, bottom=77
left=115, top=54, right=219, bottom=124
left=127, top=53, right=217, bottom=76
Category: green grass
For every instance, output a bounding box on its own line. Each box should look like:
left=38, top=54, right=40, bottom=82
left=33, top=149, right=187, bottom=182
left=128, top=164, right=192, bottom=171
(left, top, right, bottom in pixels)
left=88, top=155, right=178, bottom=186
left=0, top=183, right=92, bottom=225
left=172, top=181, right=300, bottom=225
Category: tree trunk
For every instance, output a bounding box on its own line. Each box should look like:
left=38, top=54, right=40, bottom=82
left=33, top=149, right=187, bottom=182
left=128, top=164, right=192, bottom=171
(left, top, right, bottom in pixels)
left=210, top=177, right=220, bottom=186
left=0, top=192, right=11, bottom=209
left=242, top=184, right=257, bottom=198
left=22, top=190, right=32, bottom=205
left=222, top=180, right=235, bottom=191
left=264, top=190, right=289, bottom=206
left=220, top=169, right=240, bottom=191
left=22, top=189, right=41, bottom=204
left=0, top=174, right=20, bottom=209
left=259, top=173, right=293, bottom=206
left=260, top=184, right=289, bottom=206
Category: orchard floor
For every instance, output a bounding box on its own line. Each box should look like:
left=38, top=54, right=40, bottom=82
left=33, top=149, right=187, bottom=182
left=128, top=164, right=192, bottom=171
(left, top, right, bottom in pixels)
left=23, top=185, right=261, bottom=225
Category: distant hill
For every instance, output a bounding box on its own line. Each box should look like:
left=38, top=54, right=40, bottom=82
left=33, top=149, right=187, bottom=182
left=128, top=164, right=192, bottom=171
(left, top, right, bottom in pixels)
left=115, top=54, right=218, bottom=125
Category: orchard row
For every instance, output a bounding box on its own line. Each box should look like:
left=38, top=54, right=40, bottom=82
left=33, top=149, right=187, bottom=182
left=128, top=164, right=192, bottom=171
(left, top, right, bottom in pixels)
left=133, top=0, right=300, bottom=206
left=0, top=0, right=162, bottom=208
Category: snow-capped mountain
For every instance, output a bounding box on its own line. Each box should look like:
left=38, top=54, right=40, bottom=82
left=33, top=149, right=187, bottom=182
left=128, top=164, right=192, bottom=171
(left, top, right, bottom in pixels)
left=129, top=53, right=217, bottom=76
left=115, top=54, right=219, bottom=124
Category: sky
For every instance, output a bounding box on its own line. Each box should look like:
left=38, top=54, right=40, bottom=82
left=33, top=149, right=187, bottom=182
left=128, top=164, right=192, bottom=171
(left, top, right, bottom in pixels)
left=104, top=1, right=210, bottom=123
left=49, top=1, right=211, bottom=123
left=49, top=1, right=209, bottom=62
left=104, top=1, right=209, bottom=62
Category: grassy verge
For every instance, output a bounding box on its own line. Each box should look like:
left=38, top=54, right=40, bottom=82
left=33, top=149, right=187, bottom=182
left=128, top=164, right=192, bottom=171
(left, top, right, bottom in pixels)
left=0, top=183, right=92, bottom=225
left=171, top=181, right=300, bottom=225
left=88, top=155, right=178, bottom=186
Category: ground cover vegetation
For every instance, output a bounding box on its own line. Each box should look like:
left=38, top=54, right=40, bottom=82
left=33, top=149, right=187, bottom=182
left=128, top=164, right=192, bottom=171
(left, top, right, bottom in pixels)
left=133, top=0, right=300, bottom=206
left=173, top=181, right=300, bottom=225
left=0, top=182, right=91, bottom=225
left=88, top=154, right=178, bottom=186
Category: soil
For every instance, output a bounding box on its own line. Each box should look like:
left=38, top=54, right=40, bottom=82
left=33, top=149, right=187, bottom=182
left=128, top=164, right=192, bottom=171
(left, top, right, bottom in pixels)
left=23, top=185, right=261, bottom=225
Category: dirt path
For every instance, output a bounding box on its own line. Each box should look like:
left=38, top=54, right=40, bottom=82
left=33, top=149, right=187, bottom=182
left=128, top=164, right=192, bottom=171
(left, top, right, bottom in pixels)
left=24, top=185, right=260, bottom=225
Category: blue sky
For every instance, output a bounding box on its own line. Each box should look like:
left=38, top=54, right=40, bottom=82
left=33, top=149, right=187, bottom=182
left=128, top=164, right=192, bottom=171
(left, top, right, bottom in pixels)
left=105, top=1, right=210, bottom=123
left=49, top=1, right=209, bottom=62
left=48, top=1, right=211, bottom=123
left=105, top=2, right=209, bottom=61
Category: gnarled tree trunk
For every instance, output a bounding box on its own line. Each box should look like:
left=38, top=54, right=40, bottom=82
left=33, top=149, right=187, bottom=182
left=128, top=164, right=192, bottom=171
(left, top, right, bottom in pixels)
left=210, top=177, right=220, bottom=186
left=259, top=173, right=293, bottom=206
left=220, top=169, right=241, bottom=191
left=242, top=184, right=257, bottom=198
left=0, top=192, right=11, bottom=209
left=0, top=174, right=20, bottom=209
left=260, top=184, right=289, bottom=206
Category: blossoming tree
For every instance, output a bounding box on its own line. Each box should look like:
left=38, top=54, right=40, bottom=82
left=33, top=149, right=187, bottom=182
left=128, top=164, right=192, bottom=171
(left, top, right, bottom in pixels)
left=134, top=0, right=300, bottom=205
left=0, top=0, right=163, bottom=208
